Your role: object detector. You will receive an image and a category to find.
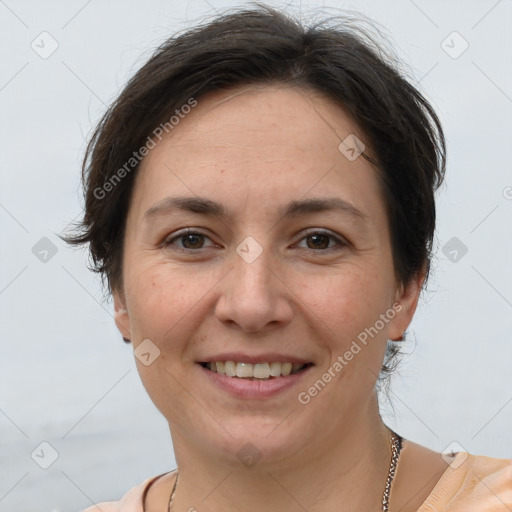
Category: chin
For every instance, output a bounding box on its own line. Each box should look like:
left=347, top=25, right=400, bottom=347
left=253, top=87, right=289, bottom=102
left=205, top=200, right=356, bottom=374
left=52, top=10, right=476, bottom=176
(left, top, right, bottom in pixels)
left=194, top=413, right=314, bottom=470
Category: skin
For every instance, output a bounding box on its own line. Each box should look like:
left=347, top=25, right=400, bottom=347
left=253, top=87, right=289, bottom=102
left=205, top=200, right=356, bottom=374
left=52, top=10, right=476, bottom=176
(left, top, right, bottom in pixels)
left=113, top=84, right=447, bottom=511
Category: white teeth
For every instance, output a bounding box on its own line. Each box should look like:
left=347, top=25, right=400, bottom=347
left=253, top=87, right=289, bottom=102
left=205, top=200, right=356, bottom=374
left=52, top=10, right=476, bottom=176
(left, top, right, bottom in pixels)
left=269, top=362, right=282, bottom=377
left=205, top=361, right=306, bottom=379
left=224, top=361, right=236, bottom=377
left=281, top=362, right=292, bottom=376
left=236, top=362, right=253, bottom=378
left=253, top=363, right=270, bottom=379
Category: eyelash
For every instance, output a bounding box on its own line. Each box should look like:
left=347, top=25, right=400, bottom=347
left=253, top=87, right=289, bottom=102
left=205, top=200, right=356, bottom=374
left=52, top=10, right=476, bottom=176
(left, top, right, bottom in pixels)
left=163, top=228, right=347, bottom=253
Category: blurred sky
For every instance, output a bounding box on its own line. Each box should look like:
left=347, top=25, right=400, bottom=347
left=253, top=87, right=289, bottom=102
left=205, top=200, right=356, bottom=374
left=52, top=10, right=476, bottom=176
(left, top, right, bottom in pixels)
left=1, top=0, right=511, bottom=510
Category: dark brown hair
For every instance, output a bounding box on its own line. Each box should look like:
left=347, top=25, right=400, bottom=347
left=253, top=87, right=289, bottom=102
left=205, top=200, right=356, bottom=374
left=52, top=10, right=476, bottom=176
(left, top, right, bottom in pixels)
left=62, top=3, right=446, bottom=383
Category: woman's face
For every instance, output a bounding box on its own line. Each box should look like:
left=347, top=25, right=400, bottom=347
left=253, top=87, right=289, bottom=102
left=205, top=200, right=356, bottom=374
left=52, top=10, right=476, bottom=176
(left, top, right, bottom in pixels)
left=114, top=85, right=422, bottom=466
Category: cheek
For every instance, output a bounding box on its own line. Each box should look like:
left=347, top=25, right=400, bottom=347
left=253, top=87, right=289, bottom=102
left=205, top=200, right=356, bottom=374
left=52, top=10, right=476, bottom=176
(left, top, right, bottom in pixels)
left=308, top=272, right=393, bottom=395
left=305, top=266, right=392, bottom=340
left=124, top=264, right=207, bottom=416
left=305, top=270, right=394, bottom=396
left=125, top=261, right=221, bottom=347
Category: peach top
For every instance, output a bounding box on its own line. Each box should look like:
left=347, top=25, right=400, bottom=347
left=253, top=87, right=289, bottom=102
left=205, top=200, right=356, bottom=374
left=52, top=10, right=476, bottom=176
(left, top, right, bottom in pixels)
left=83, top=452, right=512, bottom=511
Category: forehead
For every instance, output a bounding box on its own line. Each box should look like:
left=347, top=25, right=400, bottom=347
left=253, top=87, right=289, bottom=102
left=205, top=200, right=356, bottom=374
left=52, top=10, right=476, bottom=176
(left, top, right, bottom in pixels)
left=149, top=84, right=364, bottom=159
left=129, top=84, right=383, bottom=224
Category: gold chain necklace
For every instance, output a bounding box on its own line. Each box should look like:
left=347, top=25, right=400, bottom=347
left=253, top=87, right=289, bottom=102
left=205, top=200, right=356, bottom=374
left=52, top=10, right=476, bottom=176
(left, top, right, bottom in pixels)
left=168, top=430, right=402, bottom=511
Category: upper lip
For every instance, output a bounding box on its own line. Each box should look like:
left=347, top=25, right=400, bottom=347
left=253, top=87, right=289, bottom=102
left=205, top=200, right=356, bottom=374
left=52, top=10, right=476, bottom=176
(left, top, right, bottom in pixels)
left=198, top=352, right=313, bottom=365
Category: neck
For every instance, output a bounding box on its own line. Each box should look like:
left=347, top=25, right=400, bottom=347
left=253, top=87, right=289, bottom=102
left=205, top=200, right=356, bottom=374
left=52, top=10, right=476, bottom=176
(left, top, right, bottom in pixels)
left=170, top=393, right=393, bottom=512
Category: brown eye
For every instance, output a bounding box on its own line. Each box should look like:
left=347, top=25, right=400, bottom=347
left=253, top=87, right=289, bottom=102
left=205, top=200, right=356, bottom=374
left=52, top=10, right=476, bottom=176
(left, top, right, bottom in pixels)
left=180, top=233, right=205, bottom=249
left=164, top=229, right=214, bottom=251
left=296, top=229, right=346, bottom=251
left=305, top=233, right=330, bottom=250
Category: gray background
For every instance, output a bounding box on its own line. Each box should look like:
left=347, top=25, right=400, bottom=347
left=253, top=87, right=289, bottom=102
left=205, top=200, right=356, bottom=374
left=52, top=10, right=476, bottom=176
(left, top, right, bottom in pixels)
left=1, top=0, right=511, bottom=510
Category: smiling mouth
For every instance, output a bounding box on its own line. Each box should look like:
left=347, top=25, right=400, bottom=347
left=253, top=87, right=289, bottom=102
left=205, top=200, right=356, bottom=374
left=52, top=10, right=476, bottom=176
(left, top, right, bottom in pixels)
left=200, top=361, right=312, bottom=380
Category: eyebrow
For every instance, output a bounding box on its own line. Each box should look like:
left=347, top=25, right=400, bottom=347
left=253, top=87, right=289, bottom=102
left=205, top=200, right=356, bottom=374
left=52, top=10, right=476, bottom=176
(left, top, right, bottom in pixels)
left=143, top=196, right=367, bottom=222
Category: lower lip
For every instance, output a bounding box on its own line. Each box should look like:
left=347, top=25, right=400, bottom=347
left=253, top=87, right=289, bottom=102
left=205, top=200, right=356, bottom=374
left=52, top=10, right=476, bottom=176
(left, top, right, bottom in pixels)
left=198, top=364, right=313, bottom=399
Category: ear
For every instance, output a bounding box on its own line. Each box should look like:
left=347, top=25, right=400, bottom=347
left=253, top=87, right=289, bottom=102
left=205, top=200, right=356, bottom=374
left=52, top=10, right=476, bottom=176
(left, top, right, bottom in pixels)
left=388, top=268, right=426, bottom=341
left=113, top=287, right=132, bottom=341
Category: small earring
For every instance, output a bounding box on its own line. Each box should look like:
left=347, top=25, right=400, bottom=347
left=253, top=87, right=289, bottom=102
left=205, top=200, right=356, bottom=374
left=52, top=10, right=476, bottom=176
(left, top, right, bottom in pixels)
left=123, top=337, right=131, bottom=343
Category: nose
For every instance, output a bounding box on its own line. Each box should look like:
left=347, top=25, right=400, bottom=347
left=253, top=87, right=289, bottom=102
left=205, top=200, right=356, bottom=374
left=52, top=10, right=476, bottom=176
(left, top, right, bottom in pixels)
left=214, top=240, right=293, bottom=333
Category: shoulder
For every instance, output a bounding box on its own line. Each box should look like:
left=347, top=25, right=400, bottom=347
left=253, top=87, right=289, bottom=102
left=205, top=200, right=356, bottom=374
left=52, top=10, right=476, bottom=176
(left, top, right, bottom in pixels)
left=418, top=451, right=512, bottom=511
left=81, top=471, right=176, bottom=512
